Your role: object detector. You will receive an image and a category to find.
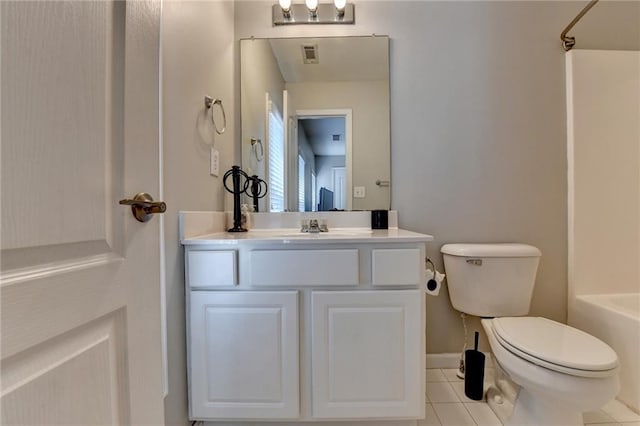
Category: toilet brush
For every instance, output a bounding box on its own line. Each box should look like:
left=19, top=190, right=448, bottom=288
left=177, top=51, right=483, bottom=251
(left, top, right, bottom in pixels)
left=464, top=331, right=485, bottom=401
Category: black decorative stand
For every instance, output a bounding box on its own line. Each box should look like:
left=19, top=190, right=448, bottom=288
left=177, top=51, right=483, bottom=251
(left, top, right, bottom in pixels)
left=223, top=165, right=250, bottom=232
left=248, top=175, right=268, bottom=213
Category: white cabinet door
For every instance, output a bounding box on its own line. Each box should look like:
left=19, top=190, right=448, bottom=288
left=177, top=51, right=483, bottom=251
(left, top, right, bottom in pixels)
left=311, top=290, right=424, bottom=419
left=189, top=291, right=299, bottom=419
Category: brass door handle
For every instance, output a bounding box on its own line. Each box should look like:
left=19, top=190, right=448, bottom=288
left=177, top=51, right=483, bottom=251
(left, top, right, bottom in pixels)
left=119, top=192, right=166, bottom=222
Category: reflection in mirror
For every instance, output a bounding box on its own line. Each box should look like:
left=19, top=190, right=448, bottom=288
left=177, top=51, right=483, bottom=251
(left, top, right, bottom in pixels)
left=240, top=36, right=390, bottom=212
left=299, top=115, right=345, bottom=210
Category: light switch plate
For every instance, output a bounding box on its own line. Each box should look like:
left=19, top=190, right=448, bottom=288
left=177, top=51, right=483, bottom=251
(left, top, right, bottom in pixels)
left=210, top=147, right=220, bottom=177
left=354, top=186, right=366, bottom=198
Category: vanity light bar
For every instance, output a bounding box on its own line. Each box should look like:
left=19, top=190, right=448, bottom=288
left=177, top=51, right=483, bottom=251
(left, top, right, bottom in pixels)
left=273, top=2, right=355, bottom=26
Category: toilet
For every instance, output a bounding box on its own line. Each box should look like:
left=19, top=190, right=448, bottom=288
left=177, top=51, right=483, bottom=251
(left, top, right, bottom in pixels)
left=441, top=243, right=620, bottom=426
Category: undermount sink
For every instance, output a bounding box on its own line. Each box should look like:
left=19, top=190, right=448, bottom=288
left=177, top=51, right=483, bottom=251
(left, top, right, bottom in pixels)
left=273, top=230, right=374, bottom=238
left=244, top=228, right=375, bottom=239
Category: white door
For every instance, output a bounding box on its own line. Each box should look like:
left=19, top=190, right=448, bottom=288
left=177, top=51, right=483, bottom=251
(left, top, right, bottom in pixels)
left=189, top=291, right=299, bottom=420
left=332, top=167, right=346, bottom=210
left=284, top=89, right=299, bottom=212
left=1, top=2, right=165, bottom=424
left=311, top=290, right=424, bottom=419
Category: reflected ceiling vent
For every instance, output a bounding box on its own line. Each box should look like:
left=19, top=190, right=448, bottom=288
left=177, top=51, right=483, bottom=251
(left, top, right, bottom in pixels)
left=302, top=45, right=319, bottom=64
left=332, top=134, right=341, bottom=141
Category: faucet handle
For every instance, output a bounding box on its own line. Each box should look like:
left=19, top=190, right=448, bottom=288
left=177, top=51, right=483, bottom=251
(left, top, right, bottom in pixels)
left=301, top=219, right=310, bottom=232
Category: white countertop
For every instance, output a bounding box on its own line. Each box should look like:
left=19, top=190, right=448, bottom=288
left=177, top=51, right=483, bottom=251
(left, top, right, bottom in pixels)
left=182, top=228, right=434, bottom=246
left=178, top=211, right=434, bottom=246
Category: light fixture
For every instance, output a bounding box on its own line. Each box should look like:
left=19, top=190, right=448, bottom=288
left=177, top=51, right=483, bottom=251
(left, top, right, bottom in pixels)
left=305, top=0, right=318, bottom=16
left=279, top=0, right=291, bottom=16
left=272, top=1, right=355, bottom=25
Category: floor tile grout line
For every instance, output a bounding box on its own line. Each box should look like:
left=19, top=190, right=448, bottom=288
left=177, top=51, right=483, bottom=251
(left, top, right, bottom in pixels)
left=460, top=401, right=482, bottom=426
left=434, top=368, right=483, bottom=425
left=431, top=402, right=482, bottom=426
left=428, top=368, right=639, bottom=426
left=428, top=402, right=446, bottom=426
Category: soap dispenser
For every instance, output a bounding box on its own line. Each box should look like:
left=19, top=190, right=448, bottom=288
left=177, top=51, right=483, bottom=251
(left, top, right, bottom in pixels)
left=240, top=203, right=251, bottom=231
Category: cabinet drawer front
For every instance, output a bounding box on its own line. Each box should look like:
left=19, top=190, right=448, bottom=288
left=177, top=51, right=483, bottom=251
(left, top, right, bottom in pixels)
left=250, top=249, right=359, bottom=287
left=187, top=250, right=237, bottom=288
left=189, top=291, right=299, bottom=419
left=372, top=248, right=422, bottom=286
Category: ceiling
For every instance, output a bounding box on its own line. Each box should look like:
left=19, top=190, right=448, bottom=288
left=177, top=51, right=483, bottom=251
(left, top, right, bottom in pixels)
left=269, top=36, right=388, bottom=83
left=299, top=117, right=345, bottom=157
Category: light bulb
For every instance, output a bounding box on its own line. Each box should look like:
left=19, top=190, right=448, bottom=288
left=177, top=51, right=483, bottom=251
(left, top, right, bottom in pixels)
left=305, top=0, right=318, bottom=14
left=334, top=0, right=346, bottom=11
left=279, top=0, right=291, bottom=13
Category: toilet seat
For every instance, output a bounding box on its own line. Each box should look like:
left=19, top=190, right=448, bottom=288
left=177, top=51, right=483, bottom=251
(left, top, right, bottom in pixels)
left=492, top=317, right=618, bottom=378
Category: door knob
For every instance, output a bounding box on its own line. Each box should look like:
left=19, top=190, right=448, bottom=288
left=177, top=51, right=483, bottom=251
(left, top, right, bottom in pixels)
left=119, top=192, right=166, bottom=222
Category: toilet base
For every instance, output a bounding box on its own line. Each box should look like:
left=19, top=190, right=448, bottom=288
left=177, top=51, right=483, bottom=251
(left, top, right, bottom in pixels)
left=486, top=385, right=513, bottom=424
left=486, top=354, right=519, bottom=424
left=482, top=318, right=619, bottom=426
left=506, top=387, right=583, bottom=426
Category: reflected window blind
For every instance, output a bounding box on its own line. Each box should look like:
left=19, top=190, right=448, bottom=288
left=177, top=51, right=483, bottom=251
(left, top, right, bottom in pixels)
left=298, top=155, right=305, bottom=212
left=268, top=102, right=285, bottom=212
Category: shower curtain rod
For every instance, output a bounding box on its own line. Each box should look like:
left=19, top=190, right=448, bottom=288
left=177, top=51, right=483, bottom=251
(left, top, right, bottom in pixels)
left=561, top=0, right=600, bottom=51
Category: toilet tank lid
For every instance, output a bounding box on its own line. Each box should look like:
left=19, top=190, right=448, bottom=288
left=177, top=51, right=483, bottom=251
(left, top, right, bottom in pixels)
left=441, top=243, right=541, bottom=258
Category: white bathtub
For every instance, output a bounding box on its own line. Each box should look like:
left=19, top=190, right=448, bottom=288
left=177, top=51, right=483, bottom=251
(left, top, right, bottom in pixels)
left=570, top=293, right=640, bottom=413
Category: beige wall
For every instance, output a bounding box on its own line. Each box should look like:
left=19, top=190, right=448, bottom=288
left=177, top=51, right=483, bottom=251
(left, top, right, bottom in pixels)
left=162, top=1, right=235, bottom=424
left=386, top=1, right=639, bottom=353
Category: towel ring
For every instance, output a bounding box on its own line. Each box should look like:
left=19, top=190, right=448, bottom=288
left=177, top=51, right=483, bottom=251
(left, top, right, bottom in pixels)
left=204, top=95, right=226, bottom=135
left=251, top=138, right=264, bottom=162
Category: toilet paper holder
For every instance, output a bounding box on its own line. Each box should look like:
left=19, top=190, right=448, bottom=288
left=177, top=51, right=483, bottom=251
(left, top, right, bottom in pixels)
left=425, top=257, right=443, bottom=294
left=425, top=258, right=436, bottom=285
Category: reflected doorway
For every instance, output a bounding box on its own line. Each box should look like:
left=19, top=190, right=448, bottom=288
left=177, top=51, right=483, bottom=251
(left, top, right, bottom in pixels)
left=332, top=167, right=346, bottom=210
left=296, top=111, right=351, bottom=211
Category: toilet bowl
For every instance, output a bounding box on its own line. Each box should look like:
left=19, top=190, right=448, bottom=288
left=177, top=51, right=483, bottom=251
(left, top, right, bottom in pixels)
left=482, top=317, right=619, bottom=426
left=441, top=243, right=621, bottom=426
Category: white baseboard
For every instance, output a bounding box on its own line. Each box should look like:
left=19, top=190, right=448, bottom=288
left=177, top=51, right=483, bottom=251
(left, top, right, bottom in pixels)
left=204, top=421, right=416, bottom=426
left=426, top=353, right=462, bottom=369
left=426, top=353, right=493, bottom=369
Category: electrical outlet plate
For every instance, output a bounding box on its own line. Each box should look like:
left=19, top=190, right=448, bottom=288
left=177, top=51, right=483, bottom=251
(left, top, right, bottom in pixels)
left=210, top=147, right=220, bottom=177
left=354, top=186, right=366, bottom=198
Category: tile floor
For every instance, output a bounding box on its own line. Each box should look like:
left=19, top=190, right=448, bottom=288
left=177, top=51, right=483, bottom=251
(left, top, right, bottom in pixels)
left=421, top=368, right=640, bottom=426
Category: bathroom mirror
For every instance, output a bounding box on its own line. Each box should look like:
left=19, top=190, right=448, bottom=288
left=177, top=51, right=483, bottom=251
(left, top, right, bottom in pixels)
left=240, top=36, right=390, bottom=212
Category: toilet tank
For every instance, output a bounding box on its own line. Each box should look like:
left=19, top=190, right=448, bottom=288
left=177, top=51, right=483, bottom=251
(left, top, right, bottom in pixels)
left=441, top=243, right=541, bottom=317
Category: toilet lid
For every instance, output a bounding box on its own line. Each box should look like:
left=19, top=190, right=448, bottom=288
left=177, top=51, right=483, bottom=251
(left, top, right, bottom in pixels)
left=492, top=317, right=618, bottom=375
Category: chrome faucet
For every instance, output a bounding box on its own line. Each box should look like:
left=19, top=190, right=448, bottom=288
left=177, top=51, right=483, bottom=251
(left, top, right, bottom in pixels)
left=301, top=218, right=328, bottom=233
left=309, top=219, right=320, bottom=233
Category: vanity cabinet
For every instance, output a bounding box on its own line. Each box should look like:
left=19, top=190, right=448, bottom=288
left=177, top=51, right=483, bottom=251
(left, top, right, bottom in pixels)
left=183, top=232, right=430, bottom=424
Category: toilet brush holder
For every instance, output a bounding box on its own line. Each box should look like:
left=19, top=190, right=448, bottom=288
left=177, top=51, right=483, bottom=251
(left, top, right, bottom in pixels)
left=464, top=331, right=485, bottom=401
